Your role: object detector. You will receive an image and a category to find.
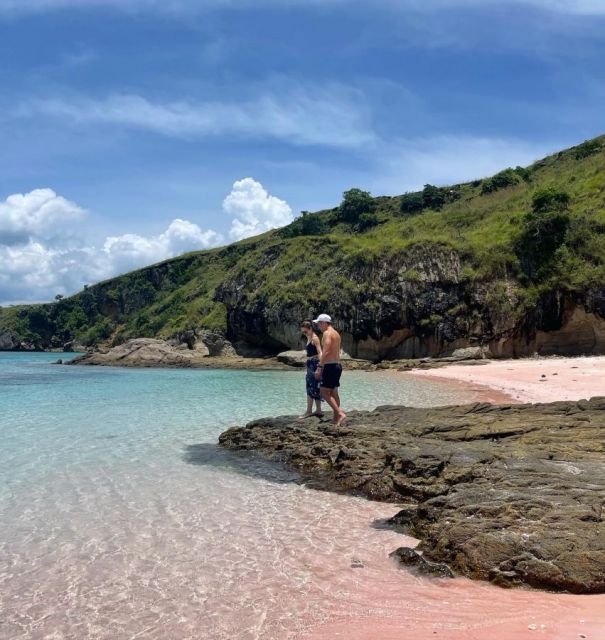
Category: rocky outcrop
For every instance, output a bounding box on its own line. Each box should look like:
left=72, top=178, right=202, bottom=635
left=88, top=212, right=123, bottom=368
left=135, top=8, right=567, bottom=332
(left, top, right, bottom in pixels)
left=0, top=330, right=36, bottom=351
left=219, top=398, right=605, bottom=593
left=276, top=350, right=306, bottom=367
left=170, top=329, right=237, bottom=357
left=0, top=330, right=21, bottom=350
left=67, top=337, right=295, bottom=370
left=68, top=338, right=202, bottom=367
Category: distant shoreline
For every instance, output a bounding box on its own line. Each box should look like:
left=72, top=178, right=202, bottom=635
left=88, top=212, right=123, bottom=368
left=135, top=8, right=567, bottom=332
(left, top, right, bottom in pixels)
left=410, top=354, right=605, bottom=404
left=7, top=347, right=605, bottom=406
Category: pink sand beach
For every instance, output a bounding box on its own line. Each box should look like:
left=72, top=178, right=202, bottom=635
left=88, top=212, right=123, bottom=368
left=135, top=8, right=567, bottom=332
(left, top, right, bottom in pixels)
left=303, top=357, right=605, bottom=640
left=409, top=355, right=605, bottom=404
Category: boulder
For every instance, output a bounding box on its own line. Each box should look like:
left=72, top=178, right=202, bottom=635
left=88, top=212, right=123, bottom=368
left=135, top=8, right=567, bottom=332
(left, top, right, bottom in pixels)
left=390, top=547, right=454, bottom=578
left=195, top=329, right=237, bottom=357
left=0, top=330, right=19, bottom=350
left=277, top=350, right=307, bottom=367
left=441, top=346, right=489, bottom=361
left=62, top=340, right=88, bottom=353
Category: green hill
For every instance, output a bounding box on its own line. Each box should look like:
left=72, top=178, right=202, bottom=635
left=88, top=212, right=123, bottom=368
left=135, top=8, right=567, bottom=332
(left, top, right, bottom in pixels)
left=1, top=134, right=604, bottom=359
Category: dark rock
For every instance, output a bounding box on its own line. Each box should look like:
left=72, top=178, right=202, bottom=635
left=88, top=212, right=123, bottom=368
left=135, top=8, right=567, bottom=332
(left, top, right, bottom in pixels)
left=219, top=398, right=605, bottom=593
left=390, top=547, right=454, bottom=578
left=385, top=505, right=418, bottom=531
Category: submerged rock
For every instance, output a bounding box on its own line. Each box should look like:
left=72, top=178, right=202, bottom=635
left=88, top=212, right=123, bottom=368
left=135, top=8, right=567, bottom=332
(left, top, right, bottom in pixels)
left=390, top=547, right=454, bottom=578
left=219, top=398, right=605, bottom=593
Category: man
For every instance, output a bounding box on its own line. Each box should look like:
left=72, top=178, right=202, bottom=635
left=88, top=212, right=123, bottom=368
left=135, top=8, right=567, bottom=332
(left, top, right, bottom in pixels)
left=313, top=313, right=347, bottom=426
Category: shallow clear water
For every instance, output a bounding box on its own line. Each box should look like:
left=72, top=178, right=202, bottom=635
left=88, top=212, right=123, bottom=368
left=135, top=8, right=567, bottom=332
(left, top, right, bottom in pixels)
left=1, top=353, right=604, bottom=640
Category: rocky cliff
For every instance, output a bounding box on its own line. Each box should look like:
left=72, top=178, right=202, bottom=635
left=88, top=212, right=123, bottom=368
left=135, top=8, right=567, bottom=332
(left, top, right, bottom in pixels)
left=214, top=242, right=605, bottom=360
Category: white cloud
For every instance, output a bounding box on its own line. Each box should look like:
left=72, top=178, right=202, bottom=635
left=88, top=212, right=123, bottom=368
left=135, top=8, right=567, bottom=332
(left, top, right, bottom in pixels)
left=223, top=178, right=293, bottom=241
left=101, top=219, right=221, bottom=275
left=0, top=188, right=86, bottom=246
left=19, top=88, right=375, bottom=149
left=0, top=179, right=293, bottom=303
left=0, top=189, right=222, bottom=304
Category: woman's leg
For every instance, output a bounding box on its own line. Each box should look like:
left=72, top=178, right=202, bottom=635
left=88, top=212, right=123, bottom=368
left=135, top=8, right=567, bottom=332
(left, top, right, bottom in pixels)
left=314, top=397, right=323, bottom=415
left=298, top=395, right=314, bottom=419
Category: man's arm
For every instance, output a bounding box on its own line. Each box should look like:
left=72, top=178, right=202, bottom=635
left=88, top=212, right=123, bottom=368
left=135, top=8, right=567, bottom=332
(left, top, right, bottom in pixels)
left=313, top=335, right=322, bottom=359
left=319, top=331, right=332, bottom=366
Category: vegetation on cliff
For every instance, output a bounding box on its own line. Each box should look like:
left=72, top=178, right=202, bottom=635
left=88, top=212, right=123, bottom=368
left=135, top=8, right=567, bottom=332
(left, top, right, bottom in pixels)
left=1, top=134, right=604, bottom=356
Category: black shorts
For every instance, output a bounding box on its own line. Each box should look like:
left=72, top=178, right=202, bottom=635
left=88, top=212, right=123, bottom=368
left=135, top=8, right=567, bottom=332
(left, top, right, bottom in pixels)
left=321, top=362, right=342, bottom=389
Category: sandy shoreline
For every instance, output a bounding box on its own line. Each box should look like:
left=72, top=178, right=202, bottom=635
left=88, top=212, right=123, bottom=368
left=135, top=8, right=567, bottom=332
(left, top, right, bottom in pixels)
left=407, top=355, right=605, bottom=404
left=304, top=355, right=605, bottom=639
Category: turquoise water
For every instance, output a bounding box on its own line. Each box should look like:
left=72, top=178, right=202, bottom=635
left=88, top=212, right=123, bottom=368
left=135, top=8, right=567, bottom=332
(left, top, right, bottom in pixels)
left=0, top=352, right=478, bottom=640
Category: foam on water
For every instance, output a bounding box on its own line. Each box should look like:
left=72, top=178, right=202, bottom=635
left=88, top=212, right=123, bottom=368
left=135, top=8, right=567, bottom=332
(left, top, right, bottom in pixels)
left=1, top=353, right=604, bottom=640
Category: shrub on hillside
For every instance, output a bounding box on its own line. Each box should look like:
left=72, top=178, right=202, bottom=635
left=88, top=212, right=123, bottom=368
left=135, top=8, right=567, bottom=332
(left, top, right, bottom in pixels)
left=564, top=213, right=605, bottom=260
left=400, top=191, right=424, bottom=214
left=516, top=187, right=572, bottom=278
left=514, top=165, right=531, bottom=182
left=281, top=211, right=330, bottom=237
left=422, top=184, right=446, bottom=210
left=574, top=139, right=603, bottom=160
left=481, top=168, right=522, bottom=195
left=80, top=318, right=113, bottom=346
left=336, top=188, right=373, bottom=223
left=531, top=187, right=571, bottom=214
left=355, top=212, right=379, bottom=232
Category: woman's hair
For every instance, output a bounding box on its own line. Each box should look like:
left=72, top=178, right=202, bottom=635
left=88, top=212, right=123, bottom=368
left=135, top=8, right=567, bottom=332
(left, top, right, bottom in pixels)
left=301, top=320, right=313, bottom=330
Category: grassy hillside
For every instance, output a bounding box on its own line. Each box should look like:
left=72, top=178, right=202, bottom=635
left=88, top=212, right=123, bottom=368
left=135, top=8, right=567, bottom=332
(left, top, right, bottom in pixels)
left=1, top=134, right=604, bottom=355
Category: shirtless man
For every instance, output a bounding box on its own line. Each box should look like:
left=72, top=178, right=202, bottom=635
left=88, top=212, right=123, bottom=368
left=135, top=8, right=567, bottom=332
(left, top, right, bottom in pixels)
left=313, top=314, right=347, bottom=426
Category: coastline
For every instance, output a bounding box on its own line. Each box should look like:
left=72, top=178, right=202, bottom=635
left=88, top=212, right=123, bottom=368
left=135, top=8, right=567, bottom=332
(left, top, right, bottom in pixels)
left=392, top=368, right=517, bottom=405
left=220, top=397, right=605, bottom=594
left=408, top=355, right=605, bottom=404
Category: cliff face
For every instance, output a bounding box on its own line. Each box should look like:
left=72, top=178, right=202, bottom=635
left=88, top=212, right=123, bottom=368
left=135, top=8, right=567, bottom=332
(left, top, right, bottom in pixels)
left=215, top=242, right=605, bottom=360
left=1, top=134, right=604, bottom=360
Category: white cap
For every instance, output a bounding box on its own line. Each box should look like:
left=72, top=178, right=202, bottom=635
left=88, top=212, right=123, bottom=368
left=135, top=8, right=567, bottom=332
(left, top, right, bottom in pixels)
left=313, top=313, right=332, bottom=324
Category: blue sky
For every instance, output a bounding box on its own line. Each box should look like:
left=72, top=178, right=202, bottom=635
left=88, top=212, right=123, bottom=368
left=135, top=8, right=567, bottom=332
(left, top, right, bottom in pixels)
left=1, top=0, right=604, bottom=303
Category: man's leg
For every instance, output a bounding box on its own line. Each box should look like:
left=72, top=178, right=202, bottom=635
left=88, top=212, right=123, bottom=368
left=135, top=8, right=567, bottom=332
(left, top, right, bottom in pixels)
left=332, top=388, right=346, bottom=425
left=333, top=387, right=340, bottom=408
left=321, top=387, right=340, bottom=420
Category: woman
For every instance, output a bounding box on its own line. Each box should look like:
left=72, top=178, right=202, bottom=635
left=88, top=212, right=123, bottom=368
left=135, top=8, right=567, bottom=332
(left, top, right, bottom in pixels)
left=299, top=320, right=323, bottom=419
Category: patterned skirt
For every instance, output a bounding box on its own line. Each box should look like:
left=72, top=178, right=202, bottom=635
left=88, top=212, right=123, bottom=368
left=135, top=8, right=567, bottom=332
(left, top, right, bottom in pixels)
left=305, top=358, right=322, bottom=400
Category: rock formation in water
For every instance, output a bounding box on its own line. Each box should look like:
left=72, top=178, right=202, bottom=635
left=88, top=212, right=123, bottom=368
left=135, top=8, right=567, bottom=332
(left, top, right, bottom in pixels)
left=219, top=398, right=605, bottom=594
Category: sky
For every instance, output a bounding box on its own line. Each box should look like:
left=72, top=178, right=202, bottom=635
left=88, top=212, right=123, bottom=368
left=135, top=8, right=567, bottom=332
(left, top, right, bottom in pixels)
left=0, top=0, right=604, bottom=304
